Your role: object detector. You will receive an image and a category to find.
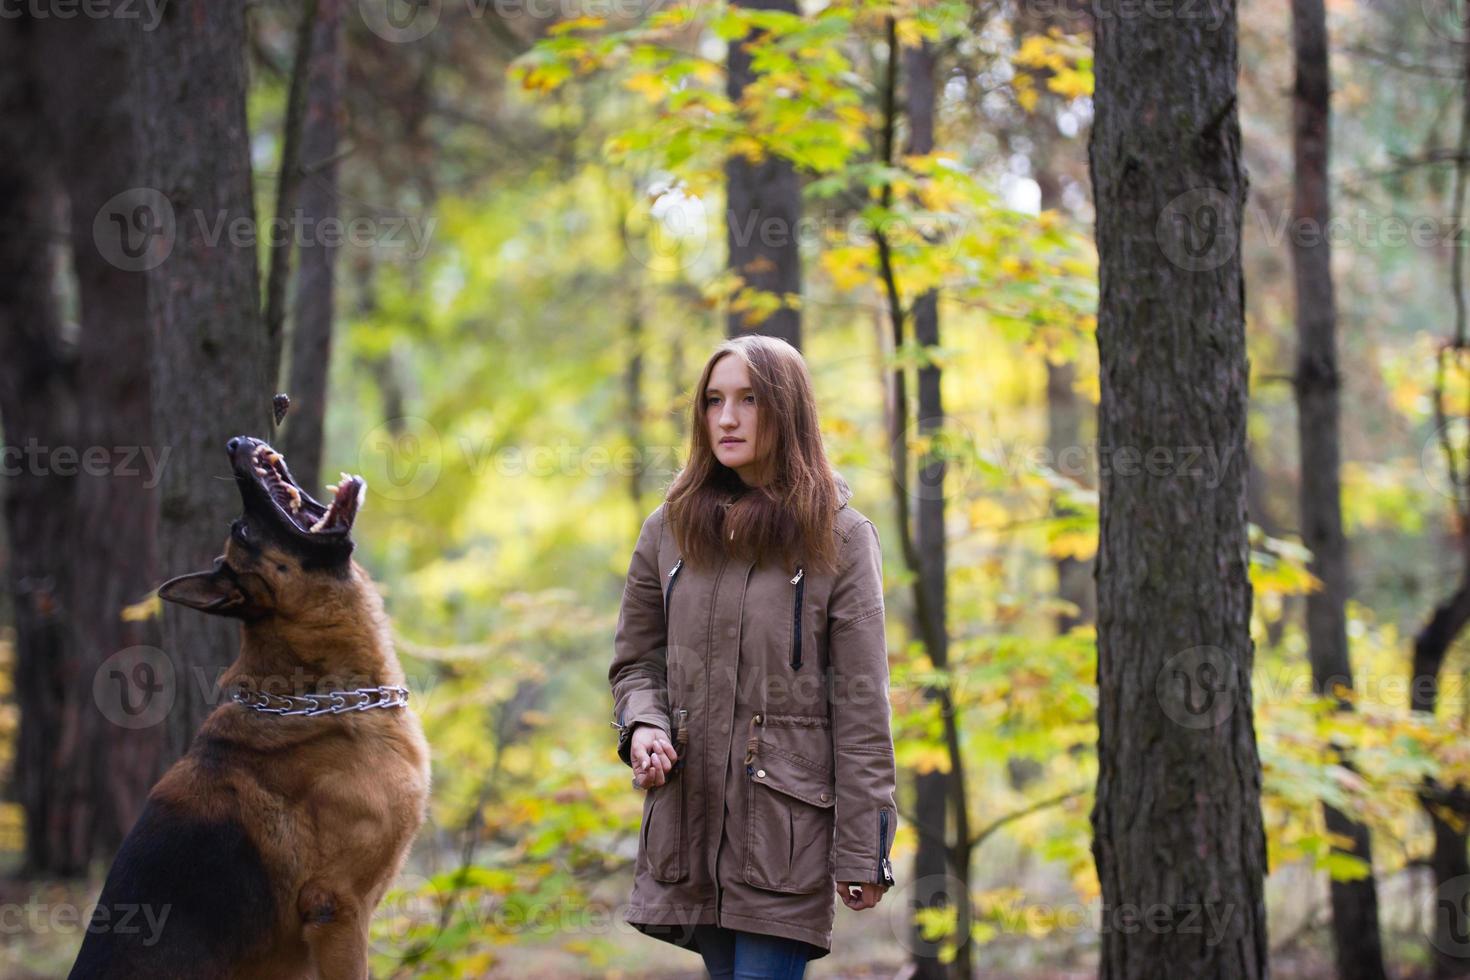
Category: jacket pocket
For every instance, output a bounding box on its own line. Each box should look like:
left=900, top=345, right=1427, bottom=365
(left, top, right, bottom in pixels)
left=640, top=768, right=688, bottom=883
left=743, top=742, right=835, bottom=894
left=789, top=566, right=805, bottom=670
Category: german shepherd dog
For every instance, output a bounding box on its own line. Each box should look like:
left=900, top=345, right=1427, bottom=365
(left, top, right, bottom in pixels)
left=69, top=437, right=430, bottom=979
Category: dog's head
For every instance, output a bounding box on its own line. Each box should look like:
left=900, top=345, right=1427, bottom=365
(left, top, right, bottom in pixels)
left=158, top=436, right=367, bottom=622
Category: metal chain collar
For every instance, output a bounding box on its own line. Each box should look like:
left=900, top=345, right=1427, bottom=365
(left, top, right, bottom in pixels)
left=231, top=685, right=410, bottom=718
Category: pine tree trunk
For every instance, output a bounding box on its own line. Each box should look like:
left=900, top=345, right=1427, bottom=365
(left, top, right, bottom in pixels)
left=281, top=0, right=346, bottom=492
left=45, top=13, right=168, bottom=862
left=1412, top=579, right=1470, bottom=977
left=134, top=0, right=270, bottom=762
left=902, top=36, right=952, bottom=980
left=1288, top=2, right=1387, bottom=977
left=1089, top=3, right=1269, bottom=976
left=725, top=0, right=801, bottom=347
left=0, top=16, right=78, bottom=875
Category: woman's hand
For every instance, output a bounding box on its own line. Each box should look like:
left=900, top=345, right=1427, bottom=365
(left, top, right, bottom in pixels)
left=630, top=723, right=678, bottom=789
left=837, top=881, right=887, bottom=911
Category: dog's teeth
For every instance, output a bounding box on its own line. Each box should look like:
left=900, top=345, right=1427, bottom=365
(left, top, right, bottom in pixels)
left=309, top=513, right=330, bottom=533
left=267, top=452, right=283, bottom=465
left=325, top=484, right=338, bottom=494
left=254, top=466, right=268, bottom=477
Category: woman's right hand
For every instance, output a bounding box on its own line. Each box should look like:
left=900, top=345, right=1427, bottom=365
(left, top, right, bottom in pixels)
left=630, top=723, right=678, bottom=789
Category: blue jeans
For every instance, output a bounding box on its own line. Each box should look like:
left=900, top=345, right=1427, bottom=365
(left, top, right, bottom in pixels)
left=694, top=924, right=813, bottom=979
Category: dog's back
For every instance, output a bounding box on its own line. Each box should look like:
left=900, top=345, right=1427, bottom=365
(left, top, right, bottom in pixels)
left=68, top=796, right=275, bottom=979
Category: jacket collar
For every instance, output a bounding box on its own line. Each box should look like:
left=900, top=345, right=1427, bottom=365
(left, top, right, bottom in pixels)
left=832, top=469, right=852, bottom=511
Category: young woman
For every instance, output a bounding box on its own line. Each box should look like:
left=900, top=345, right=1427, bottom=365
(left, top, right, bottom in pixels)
left=608, top=335, right=898, bottom=978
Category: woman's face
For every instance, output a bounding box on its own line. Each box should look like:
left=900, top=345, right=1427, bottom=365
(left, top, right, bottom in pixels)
left=706, top=354, right=762, bottom=486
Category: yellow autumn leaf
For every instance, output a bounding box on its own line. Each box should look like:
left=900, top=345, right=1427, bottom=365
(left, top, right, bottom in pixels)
left=1047, top=67, right=1094, bottom=99
left=548, top=14, right=605, bottom=34
left=969, top=497, right=1011, bottom=529
left=120, top=593, right=161, bottom=622
left=1390, top=375, right=1425, bottom=415
left=1014, top=35, right=1064, bottom=71
left=895, top=18, right=925, bottom=48
left=918, top=178, right=964, bottom=213
left=1014, top=76, right=1039, bottom=113
left=1047, top=531, right=1097, bottom=561
left=623, top=72, right=668, bottom=103
left=729, top=134, right=766, bottom=163
left=820, top=247, right=873, bottom=292
left=906, top=744, right=952, bottom=774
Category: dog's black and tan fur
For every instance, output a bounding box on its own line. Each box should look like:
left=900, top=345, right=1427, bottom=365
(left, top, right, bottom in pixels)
left=69, top=437, right=430, bottom=979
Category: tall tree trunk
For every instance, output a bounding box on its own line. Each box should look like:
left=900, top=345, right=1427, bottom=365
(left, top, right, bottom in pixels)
left=1042, top=158, right=1094, bottom=635
left=1046, top=357, right=1094, bottom=633
left=903, top=37, right=951, bottom=980
left=135, top=0, right=270, bottom=761
left=1413, top=576, right=1470, bottom=976
left=45, top=13, right=168, bottom=863
left=1089, top=3, right=1269, bottom=977
left=264, top=0, right=321, bottom=391
left=725, top=0, right=801, bottom=347
left=1246, top=446, right=1294, bottom=648
left=1008, top=164, right=1093, bottom=793
left=0, top=16, right=78, bottom=875
left=280, top=0, right=345, bottom=491
left=625, top=264, right=647, bottom=510
left=1288, top=2, right=1387, bottom=977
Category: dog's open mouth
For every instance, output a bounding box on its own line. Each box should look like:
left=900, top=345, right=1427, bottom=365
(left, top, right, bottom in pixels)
left=243, top=440, right=364, bottom=537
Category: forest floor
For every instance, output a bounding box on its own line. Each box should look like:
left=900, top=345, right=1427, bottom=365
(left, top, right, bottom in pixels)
left=0, top=865, right=1426, bottom=978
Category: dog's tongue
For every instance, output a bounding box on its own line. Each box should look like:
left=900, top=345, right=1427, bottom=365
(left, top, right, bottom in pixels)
left=310, top=474, right=365, bottom=533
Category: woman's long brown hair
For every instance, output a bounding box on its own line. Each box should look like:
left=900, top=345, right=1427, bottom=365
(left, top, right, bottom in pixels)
left=665, top=335, right=845, bottom=576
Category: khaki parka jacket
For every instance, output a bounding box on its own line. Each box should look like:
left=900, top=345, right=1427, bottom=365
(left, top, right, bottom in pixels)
left=607, top=476, right=899, bottom=959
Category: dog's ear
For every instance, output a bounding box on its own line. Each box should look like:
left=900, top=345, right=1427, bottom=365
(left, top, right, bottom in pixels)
left=158, top=564, right=269, bottom=619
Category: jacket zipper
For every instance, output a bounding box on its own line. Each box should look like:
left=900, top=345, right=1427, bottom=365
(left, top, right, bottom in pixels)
left=878, top=808, right=895, bottom=887
left=789, top=566, right=805, bottom=670
left=671, top=706, right=688, bottom=773
left=663, top=557, right=683, bottom=617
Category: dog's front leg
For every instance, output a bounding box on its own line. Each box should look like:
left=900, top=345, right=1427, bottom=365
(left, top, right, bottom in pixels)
left=299, top=881, right=369, bottom=980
